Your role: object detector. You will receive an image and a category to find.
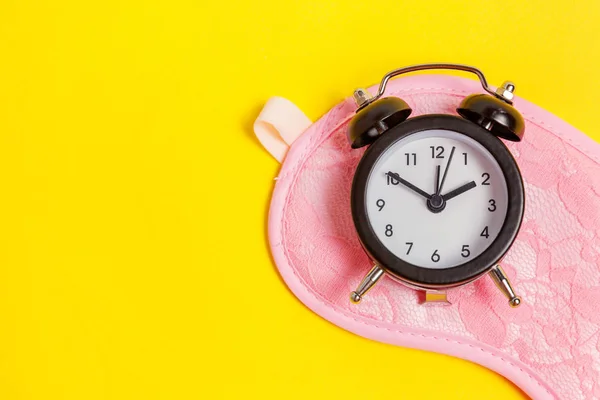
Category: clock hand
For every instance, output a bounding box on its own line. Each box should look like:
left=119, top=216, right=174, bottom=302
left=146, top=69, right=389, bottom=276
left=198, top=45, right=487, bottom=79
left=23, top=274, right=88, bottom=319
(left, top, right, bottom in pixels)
left=436, top=146, right=456, bottom=195
left=435, top=165, right=441, bottom=194
left=442, top=181, right=477, bottom=201
left=386, top=172, right=431, bottom=199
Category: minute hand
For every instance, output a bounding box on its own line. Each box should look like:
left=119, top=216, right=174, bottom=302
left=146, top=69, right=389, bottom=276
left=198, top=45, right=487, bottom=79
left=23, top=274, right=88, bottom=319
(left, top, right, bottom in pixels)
left=386, top=172, right=431, bottom=199
left=442, top=181, right=477, bottom=201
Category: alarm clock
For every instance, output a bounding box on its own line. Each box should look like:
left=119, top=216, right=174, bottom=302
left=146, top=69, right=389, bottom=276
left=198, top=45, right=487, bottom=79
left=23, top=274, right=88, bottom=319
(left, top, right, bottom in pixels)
left=348, top=64, right=525, bottom=307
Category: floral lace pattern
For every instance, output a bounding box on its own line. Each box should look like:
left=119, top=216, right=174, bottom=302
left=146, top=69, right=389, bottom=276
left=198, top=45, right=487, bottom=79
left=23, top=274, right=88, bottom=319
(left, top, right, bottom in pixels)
left=275, top=84, right=600, bottom=399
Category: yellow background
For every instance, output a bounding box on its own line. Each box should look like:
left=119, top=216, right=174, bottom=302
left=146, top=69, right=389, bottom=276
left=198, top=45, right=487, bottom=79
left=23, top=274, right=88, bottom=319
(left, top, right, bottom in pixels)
left=0, top=0, right=598, bottom=399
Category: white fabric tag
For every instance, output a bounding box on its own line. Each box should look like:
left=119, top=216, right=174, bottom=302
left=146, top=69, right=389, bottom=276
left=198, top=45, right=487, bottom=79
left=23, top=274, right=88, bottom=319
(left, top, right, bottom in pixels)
left=254, top=97, right=312, bottom=162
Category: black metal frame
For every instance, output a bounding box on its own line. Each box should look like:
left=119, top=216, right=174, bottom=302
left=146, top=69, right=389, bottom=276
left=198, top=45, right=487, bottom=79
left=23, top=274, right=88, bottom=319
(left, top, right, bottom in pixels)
left=351, top=115, right=525, bottom=287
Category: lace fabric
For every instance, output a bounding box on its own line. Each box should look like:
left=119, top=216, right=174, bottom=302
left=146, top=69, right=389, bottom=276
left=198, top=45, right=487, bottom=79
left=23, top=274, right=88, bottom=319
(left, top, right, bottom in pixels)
left=269, top=76, right=600, bottom=399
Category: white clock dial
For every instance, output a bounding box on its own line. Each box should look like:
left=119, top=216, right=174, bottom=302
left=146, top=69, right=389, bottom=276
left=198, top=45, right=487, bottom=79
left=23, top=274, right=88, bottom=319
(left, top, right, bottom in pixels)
left=365, top=129, right=509, bottom=269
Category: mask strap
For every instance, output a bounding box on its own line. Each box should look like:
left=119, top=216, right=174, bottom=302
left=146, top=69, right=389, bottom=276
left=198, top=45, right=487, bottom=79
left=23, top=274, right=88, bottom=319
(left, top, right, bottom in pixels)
left=254, top=97, right=312, bottom=162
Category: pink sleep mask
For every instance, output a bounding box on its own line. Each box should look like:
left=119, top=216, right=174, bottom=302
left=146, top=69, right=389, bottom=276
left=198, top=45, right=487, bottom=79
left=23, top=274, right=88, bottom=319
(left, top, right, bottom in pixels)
left=254, top=74, right=600, bottom=400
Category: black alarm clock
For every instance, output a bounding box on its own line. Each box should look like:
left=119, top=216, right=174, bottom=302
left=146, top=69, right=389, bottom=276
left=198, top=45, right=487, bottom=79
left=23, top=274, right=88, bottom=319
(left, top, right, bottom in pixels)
left=347, top=64, right=524, bottom=308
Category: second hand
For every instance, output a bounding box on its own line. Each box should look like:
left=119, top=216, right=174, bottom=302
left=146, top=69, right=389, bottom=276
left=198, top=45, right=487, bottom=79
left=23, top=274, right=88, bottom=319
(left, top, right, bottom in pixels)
left=437, top=146, right=456, bottom=195
left=435, top=165, right=441, bottom=195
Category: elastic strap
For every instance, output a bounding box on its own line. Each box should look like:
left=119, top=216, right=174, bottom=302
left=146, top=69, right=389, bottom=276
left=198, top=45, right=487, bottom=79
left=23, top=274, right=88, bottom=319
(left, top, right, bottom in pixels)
left=254, top=97, right=312, bottom=162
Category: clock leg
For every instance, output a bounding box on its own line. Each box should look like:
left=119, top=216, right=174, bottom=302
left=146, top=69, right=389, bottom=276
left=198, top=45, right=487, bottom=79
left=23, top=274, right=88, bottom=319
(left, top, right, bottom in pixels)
left=489, top=265, right=522, bottom=308
left=350, top=265, right=385, bottom=304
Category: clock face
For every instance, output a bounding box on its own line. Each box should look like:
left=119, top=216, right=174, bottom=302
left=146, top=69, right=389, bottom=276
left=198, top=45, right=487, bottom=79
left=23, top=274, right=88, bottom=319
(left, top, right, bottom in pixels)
left=365, top=129, right=509, bottom=269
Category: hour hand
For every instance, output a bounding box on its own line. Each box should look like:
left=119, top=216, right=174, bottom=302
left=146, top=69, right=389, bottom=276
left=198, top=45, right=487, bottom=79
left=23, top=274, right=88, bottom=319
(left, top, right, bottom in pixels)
left=386, top=172, right=431, bottom=199
left=442, top=181, right=477, bottom=201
